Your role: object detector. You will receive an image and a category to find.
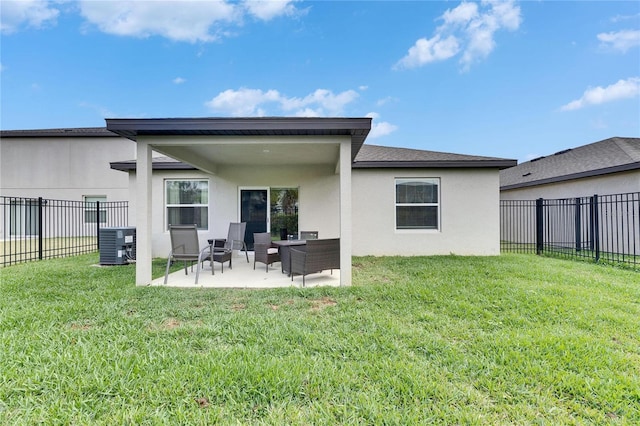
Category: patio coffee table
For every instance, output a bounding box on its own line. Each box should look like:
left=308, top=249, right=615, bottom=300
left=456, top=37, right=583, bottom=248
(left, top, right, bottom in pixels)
left=272, top=240, right=306, bottom=275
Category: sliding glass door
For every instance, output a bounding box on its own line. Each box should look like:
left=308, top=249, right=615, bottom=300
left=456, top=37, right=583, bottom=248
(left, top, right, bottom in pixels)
left=240, top=187, right=299, bottom=249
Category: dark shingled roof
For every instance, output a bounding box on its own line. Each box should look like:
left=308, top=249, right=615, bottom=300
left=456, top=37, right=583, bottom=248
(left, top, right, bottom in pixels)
left=353, top=144, right=516, bottom=169
left=500, top=137, right=640, bottom=190
left=0, top=127, right=118, bottom=137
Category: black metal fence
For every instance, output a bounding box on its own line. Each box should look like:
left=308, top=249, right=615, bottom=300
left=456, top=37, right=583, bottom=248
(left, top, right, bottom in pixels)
left=501, top=192, right=640, bottom=268
left=1, top=196, right=128, bottom=266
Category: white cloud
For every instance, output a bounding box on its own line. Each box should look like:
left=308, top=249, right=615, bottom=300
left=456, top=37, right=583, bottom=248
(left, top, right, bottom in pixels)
left=242, top=0, right=299, bottom=21
left=610, top=13, right=640, bottom=23
left=375, top=96, right=395, bottom=107
left=394, top=35, right=460, bottom=69
left=366, top=112, right=398, bottom=139
left=560, top=77, right=640, bottom=111
left=280, top=89, right=359, bottom=116
left=0, top=0, right=60, bottom=34
left=205, top=87, right=360, bottom=117
left=173, top=77, right=186, bottom=84
left=441, top=1, right=478, bottom=26
left=205, top=88, right=281, bottom=116
left=597, top=30, right=640, bottom=53
left=78, top=0, right=239, bottom=42
left=395, top=0, right=521, bottom=71
left=76, top=0, right=304, bottom=42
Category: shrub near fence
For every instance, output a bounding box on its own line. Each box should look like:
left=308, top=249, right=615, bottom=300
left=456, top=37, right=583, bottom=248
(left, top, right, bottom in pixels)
left=0, top=196, right=128, bottom=266
left=501, top=192, right=640, bottom=268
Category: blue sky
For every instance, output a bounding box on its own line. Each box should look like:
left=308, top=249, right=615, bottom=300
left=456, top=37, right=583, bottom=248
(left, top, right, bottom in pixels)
left=1, top=1, right=639, bottom=163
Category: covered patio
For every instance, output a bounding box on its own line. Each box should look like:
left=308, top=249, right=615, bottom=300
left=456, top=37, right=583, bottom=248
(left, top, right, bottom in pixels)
left=156, top=250, right=340, bottom=288
left=105, top=117, right=371, bottom=287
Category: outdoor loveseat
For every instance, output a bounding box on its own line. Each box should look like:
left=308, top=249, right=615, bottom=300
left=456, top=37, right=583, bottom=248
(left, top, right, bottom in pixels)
left=289, top=238, right=340, bottom=286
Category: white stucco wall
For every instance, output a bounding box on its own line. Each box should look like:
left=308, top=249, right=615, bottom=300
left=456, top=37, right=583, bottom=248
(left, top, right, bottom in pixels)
left=0, top=135, right=133, bottom=201
left=128, top=165, right=341, bottom=257
left=352, top=168, right=502, bottom=256
left=500, top=170, right=640, bottom=200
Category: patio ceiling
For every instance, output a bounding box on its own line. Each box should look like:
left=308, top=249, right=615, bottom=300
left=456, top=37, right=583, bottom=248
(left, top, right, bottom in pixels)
left=153, top=140, right=341, bottom=171
left=106, top=117, right=372, bottom=173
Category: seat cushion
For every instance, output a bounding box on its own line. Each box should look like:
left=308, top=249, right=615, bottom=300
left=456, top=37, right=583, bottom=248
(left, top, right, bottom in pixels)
left=267, top=248, right=279, bottom=255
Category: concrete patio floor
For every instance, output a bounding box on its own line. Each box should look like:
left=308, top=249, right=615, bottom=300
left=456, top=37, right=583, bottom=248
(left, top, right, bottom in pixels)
left=152, top=250, right=341, bottom=289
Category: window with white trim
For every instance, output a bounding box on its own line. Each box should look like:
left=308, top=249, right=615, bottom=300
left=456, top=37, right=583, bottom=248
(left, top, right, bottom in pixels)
left=165, top=180, right=209, bottom=230
left=84, top=196, right=107, bottom=223
left=395, top=178, right=439, bottom=230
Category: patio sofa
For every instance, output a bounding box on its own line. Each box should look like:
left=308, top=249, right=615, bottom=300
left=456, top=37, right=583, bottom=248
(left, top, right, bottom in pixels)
left=289, top=238, right=340, bottom=286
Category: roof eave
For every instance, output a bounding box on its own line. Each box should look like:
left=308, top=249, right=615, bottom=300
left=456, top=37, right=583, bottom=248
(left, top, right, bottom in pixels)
left=105, top=117, right=372, bottom=161
left=500, top=162, right=640, bottom=191
left=110, top=162, right=197, bottom=172
left=354, top=160, right=518, bottom=169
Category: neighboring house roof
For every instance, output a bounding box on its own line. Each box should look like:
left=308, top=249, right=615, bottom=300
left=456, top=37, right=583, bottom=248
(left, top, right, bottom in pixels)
left=500, top=137, right=640, bottom=191
left=0, top=127, right=118, bottom=138
left=354, top=145, right=516, bottom=169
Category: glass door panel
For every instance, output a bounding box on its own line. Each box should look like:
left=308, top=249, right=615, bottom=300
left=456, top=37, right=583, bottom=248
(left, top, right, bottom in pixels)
left=240, top=189, right=268, bottom=250
left=270, top=188, right=298, bottom=241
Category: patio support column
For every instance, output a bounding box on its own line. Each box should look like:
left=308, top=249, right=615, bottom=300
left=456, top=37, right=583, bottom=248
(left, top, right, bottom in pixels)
left=339, top=140, right=352, bottom=286
left=136, top=140, right=153, bottom=286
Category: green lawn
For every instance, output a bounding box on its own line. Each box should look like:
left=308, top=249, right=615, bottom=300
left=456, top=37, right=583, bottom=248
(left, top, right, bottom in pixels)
left=1, top=254, right=638, bottom=424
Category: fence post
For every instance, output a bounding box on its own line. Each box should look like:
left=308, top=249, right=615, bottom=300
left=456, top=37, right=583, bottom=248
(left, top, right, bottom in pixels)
left=575, top=197, right=581, bottom=252
left=536, top=198, right=544, bottom=255
left=38, top=197, right=44, bottom=260
left=96, top=200, right=101, bottom=250
left=592, top=194, right=600, bottom=262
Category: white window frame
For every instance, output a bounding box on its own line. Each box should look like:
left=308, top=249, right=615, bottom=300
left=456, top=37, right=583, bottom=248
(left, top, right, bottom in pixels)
left=395, top=178, right=440, bottom=231
left=165, top=179, right=209, bottom=231
left=84, top=195, right=107, bottom=224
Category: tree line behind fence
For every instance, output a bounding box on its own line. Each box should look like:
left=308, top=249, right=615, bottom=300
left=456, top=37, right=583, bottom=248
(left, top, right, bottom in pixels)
left=1, top=196, right=128, bottom=266
left=501, top=192, right=640, bottom=268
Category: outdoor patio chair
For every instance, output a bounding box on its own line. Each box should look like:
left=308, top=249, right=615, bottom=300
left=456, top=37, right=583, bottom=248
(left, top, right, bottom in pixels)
left=217, top=222, right=249, bottom=263
left=300, top=231, right=319, bottom=240
left=164, top=224, right=212, bottom=285
left=253, top=232, right=280, bottom=272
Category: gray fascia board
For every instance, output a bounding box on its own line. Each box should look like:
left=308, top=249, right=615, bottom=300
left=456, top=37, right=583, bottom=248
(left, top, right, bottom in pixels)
left=0, top=128, right=118, bottom=138
left=110, top=161, right=196, bottom=172
left=500, top=162, right=640, bottom=190
left=353, top=160, right=518, bottom=169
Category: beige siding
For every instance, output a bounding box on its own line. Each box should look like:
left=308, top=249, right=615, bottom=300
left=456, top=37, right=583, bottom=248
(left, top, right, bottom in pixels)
left=0, top=135, right=133, bottom=201
left=500, top=170, right=640, bottom=200
left=352, top=168, right=501, bottom=256
left=129, top=165, right=341, bottom=257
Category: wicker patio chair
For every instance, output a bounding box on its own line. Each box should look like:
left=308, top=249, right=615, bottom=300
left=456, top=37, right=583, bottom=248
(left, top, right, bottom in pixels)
left=253, top=232, right=280, bottom=272
left=290, top=238, right=340, bottom=287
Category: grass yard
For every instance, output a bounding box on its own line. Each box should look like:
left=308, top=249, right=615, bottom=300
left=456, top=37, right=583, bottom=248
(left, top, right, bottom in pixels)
left=1, top=254, right=638, bottom=424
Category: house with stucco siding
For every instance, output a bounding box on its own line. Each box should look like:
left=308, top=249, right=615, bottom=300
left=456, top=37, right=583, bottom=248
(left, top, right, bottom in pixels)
left=2, top=117, right=517, bottom=286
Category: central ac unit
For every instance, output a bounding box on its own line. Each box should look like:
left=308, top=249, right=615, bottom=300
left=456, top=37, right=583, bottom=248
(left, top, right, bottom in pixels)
left=99, top=227, right=136, bottom=265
